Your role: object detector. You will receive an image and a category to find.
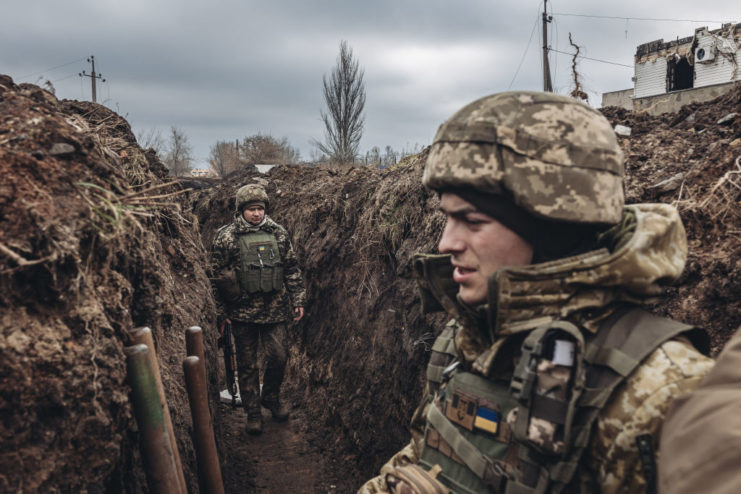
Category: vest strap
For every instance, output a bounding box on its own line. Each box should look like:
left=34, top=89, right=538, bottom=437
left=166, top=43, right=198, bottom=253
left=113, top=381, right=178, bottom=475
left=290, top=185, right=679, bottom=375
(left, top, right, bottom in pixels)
left=549, top=460, right=580, bottom=483
left=584, top=344, right=637, bottom=376
left=579, top=386, right=613, bottom=407
left=505, top=480, right=537, bottom=494
left=427, top=404, right=507, bottom=489
left=531, top=395, right=568, bottom=425
left=432, top=334, right=456, bottom=353
left=427, top=364, right=446, bottom=384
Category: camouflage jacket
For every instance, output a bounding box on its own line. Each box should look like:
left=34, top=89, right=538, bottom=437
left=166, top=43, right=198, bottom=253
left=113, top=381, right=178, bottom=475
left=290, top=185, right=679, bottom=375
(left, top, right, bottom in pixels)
left=359, top=204, right=714, bottom=494
left=210, top=214, right=306, bottom=324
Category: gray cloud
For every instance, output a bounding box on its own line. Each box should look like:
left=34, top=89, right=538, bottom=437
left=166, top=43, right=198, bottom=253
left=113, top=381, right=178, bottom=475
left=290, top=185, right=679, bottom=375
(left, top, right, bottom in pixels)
left=2, top=0, right=736, bottom=166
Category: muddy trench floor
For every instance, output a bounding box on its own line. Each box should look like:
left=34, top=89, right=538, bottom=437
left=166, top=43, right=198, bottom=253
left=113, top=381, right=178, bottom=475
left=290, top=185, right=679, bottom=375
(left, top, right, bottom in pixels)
left=218, top=385, right=355, bottom=494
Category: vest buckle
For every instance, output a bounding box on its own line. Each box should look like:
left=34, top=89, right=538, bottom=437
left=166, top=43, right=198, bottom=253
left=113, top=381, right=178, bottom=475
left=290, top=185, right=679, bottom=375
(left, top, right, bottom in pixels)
left=509, top=339, right=543, bottom=404
left=441, top=360, right=460, bottom=383
left=483, top=459, right=508, bottom=492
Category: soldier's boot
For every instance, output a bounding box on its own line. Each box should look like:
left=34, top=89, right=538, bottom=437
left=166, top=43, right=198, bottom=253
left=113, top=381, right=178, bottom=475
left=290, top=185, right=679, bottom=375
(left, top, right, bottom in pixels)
left=261, top=396, right=289, bottom=422
left=246, top=409, right=263, bottom=435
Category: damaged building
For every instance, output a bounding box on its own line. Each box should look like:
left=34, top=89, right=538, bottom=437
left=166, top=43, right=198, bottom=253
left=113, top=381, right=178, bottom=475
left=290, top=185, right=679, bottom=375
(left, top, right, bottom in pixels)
left=603, top=23, right=740, bottom=114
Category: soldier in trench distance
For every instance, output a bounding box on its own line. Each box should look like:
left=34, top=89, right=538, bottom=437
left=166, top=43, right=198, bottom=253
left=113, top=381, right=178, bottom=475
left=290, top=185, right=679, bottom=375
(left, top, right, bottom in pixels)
left=210, top=183, right=306, bottom=435
left=359, top=91, right=714, bottom=494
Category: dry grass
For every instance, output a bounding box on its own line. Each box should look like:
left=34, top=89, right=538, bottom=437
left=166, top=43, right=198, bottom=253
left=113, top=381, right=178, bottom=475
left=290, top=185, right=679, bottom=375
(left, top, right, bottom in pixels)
left=675, top=155, right=741, bottom=223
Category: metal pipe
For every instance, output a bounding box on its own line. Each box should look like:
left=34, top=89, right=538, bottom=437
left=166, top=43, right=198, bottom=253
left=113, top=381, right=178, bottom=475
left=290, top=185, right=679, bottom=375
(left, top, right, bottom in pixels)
left=186, top=326, right=205, bottom=363
left=124, top=344, right=182, bottom=494
left=129, top=326, right=187, bottom=494
left=184, top=355, right=224, bottom=494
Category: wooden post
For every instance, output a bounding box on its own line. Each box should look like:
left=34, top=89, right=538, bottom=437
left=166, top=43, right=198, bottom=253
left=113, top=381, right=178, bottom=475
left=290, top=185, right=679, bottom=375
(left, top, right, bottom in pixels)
left=184, top=356, right=225, bottom=494
left=124, top=344, right=182, bottom=494
left=129, top=327, right=187, bottom=494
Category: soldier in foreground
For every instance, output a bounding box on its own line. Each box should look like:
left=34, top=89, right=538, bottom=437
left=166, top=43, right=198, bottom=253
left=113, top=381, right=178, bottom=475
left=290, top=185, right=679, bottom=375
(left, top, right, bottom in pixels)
left=211, top=183, right=306, bottom=435
left=658, top=324, right=741, bottom=494
left=359, top=91, right=714, bottom=493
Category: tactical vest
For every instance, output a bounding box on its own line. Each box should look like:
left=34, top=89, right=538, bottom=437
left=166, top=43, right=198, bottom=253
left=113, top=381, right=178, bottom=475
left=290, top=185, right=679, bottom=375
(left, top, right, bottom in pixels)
left=236, top=230, right=283, bottom=294
left=419, top=306, right=707, bottom=494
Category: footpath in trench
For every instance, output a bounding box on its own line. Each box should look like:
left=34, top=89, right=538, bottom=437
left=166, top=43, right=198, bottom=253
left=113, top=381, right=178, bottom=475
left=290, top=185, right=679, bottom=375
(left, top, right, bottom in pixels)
left=217, top=386, right=349, bottom=494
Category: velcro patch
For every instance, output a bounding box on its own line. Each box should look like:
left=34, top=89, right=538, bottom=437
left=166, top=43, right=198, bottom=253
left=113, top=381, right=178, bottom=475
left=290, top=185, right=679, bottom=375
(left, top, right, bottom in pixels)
left=474, top=405, right=500, bottom=435
left=445, top=389, right=477, bottom=431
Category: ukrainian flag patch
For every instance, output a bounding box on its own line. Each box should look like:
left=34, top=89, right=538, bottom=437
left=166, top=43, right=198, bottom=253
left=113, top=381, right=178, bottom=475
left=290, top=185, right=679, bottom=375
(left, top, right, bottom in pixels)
left=474, top=406, right=500, bottom=435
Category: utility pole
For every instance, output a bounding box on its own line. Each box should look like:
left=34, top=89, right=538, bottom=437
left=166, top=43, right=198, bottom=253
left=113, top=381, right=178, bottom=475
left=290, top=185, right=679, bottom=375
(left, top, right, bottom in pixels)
left=542, top=0, right=553, bottom=92
left=78, top=55, right=105, bottom=103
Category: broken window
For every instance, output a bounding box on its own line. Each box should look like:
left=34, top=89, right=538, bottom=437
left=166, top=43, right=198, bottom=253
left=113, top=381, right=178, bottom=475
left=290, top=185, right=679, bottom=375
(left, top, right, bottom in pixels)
left=667, top=56, right=694, bottom=92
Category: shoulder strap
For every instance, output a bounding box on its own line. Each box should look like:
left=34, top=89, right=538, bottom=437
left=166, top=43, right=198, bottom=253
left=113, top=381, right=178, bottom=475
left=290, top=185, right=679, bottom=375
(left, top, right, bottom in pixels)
left=515, top=305, right=705, bottom=494
left=585, top=305, right=708, bottom=390
left=427, top=323, right=458, bottom=385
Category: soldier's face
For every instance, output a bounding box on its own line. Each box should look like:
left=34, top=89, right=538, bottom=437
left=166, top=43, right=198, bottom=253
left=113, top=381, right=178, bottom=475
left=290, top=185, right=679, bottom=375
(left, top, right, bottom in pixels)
left=438, top=193, right=533, bottom=305
left=243, top=205, right=265, bottom=225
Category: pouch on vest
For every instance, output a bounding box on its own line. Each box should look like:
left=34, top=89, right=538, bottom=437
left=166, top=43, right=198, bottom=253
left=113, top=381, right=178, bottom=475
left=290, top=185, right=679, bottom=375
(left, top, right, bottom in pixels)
left=509, top=321, right=586, bottom=457
left=420, top=370, right=519, bottom=493
left=237, top=232, right=283, bottom=294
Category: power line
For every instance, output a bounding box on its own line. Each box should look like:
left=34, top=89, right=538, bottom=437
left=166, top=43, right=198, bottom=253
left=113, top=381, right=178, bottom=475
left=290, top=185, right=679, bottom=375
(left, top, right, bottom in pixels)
left=508, top=7, right=541, bottom=89
left=550, top=48, right=633, bottom=68
left=552, top=13, right=734, bottom=24
left=19, top=58, right=85, bottom=80
left=53, top=73, right=78, bottom=83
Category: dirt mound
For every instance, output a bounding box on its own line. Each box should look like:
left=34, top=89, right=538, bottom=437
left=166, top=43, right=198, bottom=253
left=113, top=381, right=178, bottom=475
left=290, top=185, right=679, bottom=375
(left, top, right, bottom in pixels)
left=0, top=75, right=220, bottom=493
left=602, top=82, right=741, bottom=351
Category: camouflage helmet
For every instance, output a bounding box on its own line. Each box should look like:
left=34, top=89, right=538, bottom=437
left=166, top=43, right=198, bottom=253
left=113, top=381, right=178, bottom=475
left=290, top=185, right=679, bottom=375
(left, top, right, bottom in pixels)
left=423, top=91, right=625, bottom=224
left=235, top=183, right=269, bottom=212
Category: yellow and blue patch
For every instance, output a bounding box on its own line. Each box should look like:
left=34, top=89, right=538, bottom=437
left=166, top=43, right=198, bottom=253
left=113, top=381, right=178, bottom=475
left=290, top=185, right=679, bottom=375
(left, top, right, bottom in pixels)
left=474, top=406, right=500, bottom=435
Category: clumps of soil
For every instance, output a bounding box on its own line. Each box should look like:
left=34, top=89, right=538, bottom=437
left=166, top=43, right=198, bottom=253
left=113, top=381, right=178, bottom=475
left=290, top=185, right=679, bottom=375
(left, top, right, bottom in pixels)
left=0, top=75, right=219, bottom=493
left=602, top=82, right=741, bottom=352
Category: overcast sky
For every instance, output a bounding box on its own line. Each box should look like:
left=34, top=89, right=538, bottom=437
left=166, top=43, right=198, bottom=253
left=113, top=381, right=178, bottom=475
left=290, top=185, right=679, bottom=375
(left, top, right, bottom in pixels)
left=2, top=1, right=737, bottom=168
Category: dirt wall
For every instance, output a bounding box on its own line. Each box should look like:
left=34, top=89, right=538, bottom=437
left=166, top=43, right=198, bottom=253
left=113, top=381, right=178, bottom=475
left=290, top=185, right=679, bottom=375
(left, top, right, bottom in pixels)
left=0, top=76, right=221, bottom=493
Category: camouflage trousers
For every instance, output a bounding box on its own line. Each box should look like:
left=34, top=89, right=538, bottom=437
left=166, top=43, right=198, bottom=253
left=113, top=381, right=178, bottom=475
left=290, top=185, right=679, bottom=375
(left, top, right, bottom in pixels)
left=232, top=321, right=288, bottom=412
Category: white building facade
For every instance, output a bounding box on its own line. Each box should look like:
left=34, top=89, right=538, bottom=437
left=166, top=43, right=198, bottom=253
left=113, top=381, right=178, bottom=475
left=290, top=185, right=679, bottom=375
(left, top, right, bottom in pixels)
left=634, top=24, right=740, bottom=98
left=604, top=23, right=740, bottom=113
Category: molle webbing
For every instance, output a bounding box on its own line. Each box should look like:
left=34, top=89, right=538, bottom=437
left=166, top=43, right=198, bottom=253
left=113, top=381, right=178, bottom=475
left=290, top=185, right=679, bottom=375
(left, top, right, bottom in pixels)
left=427, top=404, right=507, bottom=490
left=237, top=231, right=283, bottom=294
left=427, top=326, right=458, bottom=385
left=513, top=307, right=700, bottom=494
left=420, top=306, right=701, bottom=494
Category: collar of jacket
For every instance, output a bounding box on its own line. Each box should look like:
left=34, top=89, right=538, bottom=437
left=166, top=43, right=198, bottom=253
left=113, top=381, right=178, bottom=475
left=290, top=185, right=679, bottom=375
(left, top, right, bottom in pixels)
left=416, top=203, right=687, bottom=345
left=233, top=213, right=275, bottom=234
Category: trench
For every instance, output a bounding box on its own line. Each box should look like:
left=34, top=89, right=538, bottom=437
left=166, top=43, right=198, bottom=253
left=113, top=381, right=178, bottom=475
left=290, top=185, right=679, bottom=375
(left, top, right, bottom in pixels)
left=2, top=76, right=740, bottom=494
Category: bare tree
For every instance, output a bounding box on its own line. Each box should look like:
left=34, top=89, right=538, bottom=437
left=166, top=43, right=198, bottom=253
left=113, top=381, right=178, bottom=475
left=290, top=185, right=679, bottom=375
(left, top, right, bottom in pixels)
left=164, top=126, right=193, bottom=177
left=365, top=146, right=381, bottom=167
left=382, top=145, right=397, bottom=168
left=136, top=127, right=166, bottom=157
left=313, top=40, right=366, bottom=164
left=241, top=133, right=301, bottom=165
left=209, top=140, right=239, bottom=179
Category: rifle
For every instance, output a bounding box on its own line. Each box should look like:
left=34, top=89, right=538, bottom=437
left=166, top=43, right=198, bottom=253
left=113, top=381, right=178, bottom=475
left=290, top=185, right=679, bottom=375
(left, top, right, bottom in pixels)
left=218, top=319, right=240, bottom=407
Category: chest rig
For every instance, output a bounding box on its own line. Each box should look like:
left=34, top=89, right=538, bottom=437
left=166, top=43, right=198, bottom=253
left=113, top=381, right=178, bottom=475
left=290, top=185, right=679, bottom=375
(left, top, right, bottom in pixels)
left=236, top=230, right=283, bottom=294
left=419, top=307, right=703, bottom=494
